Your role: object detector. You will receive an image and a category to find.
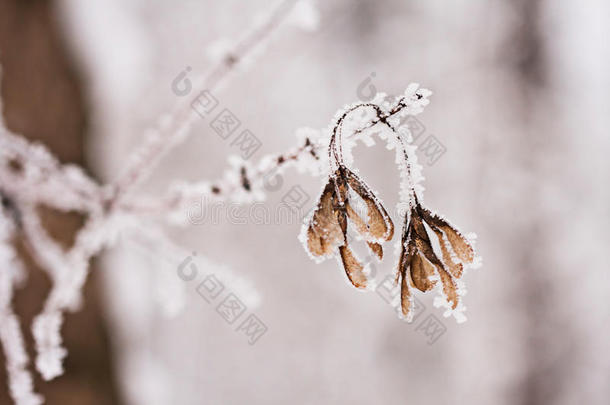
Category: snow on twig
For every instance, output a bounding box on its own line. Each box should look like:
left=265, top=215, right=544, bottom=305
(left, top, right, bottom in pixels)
left=0, top=210, right=43, bottom=405
left=0, top=0, right=311, bottom=400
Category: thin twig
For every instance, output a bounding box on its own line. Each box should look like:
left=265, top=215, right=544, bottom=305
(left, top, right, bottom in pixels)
left=118, top=96, right=421, bottom=217
left=111, top=0, right=300, bottom=203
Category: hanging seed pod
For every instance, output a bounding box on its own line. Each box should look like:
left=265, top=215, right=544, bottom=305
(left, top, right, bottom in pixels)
left=301, top=86, right=479, bottom=322
left=304, top=165, right=394, bottom=289
left=396, top=203, right=476, bottom=318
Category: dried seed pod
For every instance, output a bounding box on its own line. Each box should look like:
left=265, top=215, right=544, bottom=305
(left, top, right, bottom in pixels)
left=437, top=266, right=458, bottom=309
left=421, top=208, right=475, bottom=264
left=410, top=253, right=437, bottom=292
left=300, top=88, right=479, bottom=322
left=433, top=228, right=463, bottom=278
left=396, top=203, right=475, bottom=317
left=339, top=245, right=367, bottom=289
left=345, top=170, right=394, bottom=241
left=346, top=204, right=368, bottom=235
left=306, top=181, right=344, bottom=257
left=440, top=223, right=474, bottom=263
left=396, top=225, right=415, bottom=317
left=400, top=269, right=412, bottom=318
left=302, top=165, right=394, bottom=289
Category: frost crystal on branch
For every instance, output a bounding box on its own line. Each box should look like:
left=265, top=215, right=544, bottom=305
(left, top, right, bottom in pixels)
left=0, top=210, right=43, bottom=405
left=300, top=85, right=481, bottom=322
left=0, top=1, right=317, bottom=402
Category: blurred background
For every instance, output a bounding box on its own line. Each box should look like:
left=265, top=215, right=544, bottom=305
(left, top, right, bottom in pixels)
left=1, top=0, right=609, bottom=404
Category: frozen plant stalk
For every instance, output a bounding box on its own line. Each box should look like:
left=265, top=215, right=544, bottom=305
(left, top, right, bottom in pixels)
left=0, top=1, right=321, bottom=403
left=301, top=84, right=481, bottom=323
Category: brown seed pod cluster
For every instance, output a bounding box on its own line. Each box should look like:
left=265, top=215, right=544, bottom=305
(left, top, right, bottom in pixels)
left=396, top=198, right=476, bottom=318
left=305, top=165, right=393, bottom=289
left=302, top=92, right=478, bottom=321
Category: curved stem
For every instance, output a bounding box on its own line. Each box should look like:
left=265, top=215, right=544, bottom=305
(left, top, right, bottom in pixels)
left=328, top=103, right=377, bottom=172
left=325, top=97, right=422, bottom=210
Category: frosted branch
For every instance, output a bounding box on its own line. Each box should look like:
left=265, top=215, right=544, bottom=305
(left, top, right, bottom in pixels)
left=111, top=0, right=303, bottom=201
left=0, top=0, right=311, bottom=397
left=0, top=211, right=43, bottom=405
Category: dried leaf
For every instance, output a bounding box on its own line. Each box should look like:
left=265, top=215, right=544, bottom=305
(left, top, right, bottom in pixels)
left=414, top=237, right=444, bottom=270
left=304, top=168, right=393, bottom=292
left=409, top=213, right=430, bottom=242
left=399, top=207, right=461, bottom=311
left=433, top=228, right=463, bottom=278
left=306, top=181, right=343, bottom=257
left=400, top=270, right=412, bottom=317
left=339, top=245, right=367, bottom=289
left=421, top=209, right=474, bottom=264
left=396, top=221, right=414, bottom=283
left=345, top=170, right=394, bottom=240
left=437, top=266, right=459, bottom=309
left=346, top=204, right=368, bottom=235
left=365, top=199, right=393, bottom=239
left=410, top=253, right=437, bottom=292
left=440, top=224, right=474, bottom=264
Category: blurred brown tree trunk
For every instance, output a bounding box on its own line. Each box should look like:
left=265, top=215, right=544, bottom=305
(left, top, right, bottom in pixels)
left=0, top=0, right=123, bottom=404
